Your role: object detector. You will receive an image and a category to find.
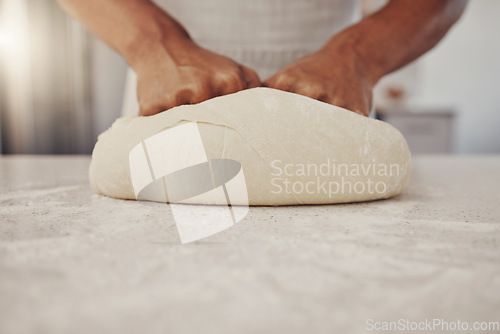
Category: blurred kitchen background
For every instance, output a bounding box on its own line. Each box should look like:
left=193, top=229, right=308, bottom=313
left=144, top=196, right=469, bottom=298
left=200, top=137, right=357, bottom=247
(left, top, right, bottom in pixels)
left=0, top=0, right=499, bottom=155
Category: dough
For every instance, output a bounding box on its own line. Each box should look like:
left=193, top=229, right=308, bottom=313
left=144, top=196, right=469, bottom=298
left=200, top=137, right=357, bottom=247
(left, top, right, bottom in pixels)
left=89, top=87, right=411, bottom=206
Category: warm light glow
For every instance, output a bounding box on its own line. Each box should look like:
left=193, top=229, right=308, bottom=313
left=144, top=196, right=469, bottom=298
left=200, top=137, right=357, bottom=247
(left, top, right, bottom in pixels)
left=0, top=29, right=13, bottom=49
left=0, top=0, right=31, bottom=58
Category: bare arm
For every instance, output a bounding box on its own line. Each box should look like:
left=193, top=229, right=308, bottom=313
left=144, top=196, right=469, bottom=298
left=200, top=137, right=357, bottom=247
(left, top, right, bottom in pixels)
left=265, top=0, right=468, bottom=115
left=338, top=0, right=468, bottom=83
left=57, top=0, right=260, bottom=116
left=57, top=0, right=188, bottom=67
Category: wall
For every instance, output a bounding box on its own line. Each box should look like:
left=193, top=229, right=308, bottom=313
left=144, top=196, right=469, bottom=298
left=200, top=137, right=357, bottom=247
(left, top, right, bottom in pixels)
left=90, top=39, right=128, bottom=140
left=406, top=0, right=500, bottom=153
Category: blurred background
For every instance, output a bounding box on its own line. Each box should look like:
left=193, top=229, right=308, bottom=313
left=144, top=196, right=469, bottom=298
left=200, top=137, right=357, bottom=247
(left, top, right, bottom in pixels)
left=0, top=0, right=499, bottom=155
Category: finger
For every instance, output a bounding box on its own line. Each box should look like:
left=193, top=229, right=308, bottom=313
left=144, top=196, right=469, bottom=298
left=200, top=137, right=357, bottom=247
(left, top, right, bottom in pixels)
left=324, top=97, right=363, bottom=116
left=139, top=99, right=173, bottom=116
left=139, top=105, right=170, bottom=116
left=241, top=66, right=261, bottom=88
left=139, top=88, right=196, bottom=116
left=263, top=73, right=292, bottom=91
left=290, top=82, right=323, bottom=100
left=214, top=71, right=245, bottom=96
left=262, top=75, right=277, bottom=89
left=189, top=84, right=216, bottom=105
left=173, top=88, right=195, bottom=106
left=328, top=92, right=372, bottom=116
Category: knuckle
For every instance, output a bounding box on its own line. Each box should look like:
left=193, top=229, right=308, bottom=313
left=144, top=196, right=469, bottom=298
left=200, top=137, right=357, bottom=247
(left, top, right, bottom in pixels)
left=174, top=87, right=194, bottom=100
left=215, top=71, right=244, bottom=90
left=275, top=72, right=294, bottom=88
left=139, top=101, right=158, bottom=116
left=296, top=81, right=325, bottom=98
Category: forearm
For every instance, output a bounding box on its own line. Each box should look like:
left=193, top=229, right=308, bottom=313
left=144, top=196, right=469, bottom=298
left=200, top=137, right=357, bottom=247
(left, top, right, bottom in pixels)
left=324, top=0, right=467, bottom=85
left=57, top=0, right=190, bottom=68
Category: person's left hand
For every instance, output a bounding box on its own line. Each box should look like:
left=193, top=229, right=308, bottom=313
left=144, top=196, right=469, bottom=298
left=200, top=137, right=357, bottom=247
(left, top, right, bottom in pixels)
left=264, top=45, right=376, bottom=116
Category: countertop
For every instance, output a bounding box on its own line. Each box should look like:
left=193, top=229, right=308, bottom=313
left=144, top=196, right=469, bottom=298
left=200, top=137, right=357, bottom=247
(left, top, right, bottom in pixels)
left=1, top=155, right=499, bottom=334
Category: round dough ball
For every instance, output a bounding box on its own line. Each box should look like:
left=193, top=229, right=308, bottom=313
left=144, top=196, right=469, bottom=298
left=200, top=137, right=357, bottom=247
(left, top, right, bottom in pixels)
left=89, top=88, right=411, bottom=205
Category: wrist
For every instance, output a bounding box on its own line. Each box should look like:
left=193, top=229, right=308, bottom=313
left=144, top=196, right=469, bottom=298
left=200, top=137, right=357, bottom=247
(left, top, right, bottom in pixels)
left=123, top=11, right=193, bottom=70
left=321, top=32, right=384, bottom=87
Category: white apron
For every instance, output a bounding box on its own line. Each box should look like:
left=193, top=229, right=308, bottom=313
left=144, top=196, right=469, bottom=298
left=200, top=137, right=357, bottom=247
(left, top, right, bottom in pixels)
left=121, top=0, right=361, bottom=116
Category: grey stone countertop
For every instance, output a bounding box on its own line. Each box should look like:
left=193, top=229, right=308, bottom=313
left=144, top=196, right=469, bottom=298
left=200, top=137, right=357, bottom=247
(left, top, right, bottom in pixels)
left=1, top=155, right=499, bottom=334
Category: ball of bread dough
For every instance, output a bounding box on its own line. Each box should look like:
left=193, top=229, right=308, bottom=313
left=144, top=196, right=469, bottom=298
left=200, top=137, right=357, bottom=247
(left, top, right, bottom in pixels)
left=89, top=87, right=411, bottom=205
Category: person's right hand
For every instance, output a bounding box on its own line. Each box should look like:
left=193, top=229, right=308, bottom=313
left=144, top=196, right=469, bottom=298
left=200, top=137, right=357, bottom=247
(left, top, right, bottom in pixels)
left=132, top=37, right=261, bottom=116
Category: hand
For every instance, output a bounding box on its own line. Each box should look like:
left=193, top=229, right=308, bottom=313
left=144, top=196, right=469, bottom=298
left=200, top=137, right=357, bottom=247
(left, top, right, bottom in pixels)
left=264, top=44, right=376, bottom=116
left=133, top=38, right=261, bottom=116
